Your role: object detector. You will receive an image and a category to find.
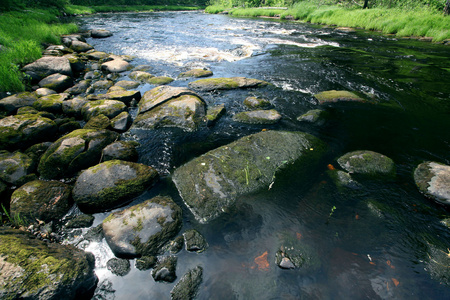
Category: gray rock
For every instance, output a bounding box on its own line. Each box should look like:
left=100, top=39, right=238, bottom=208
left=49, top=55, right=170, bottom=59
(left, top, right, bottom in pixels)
left=206, top=104, right=226, bottom=127
left=62, top=97, right=88, bottom=118
left=61, top=34, right=86, bottom=47
left=297, top=109, right=328, bottom=124
left=243, top=96, right=271, bottom=109
left=24, top=142, right=52, bottom=167
left=35, top=88, right=57, bottom=97
left=70, top=40, right=94, bottom=53
left=10, top=180, right=72, bottom=223
left=84, top=70, right=102, bottom=80
left=38, top=73, right=73, bottom=92
left=337, top=150, right=396, bottom=178
left=179, top=68, right=213, bottom=78
left=92, top=80, right=114, bottom=91
left=135, top=256, right=157, bottom=270
left=64, top=54, right=86, bottom=74
left=89, top=90, right=141, bottom=106
left=106, top=258, right=130, bottom=276
left=0, top=92, right=39, bottom=115
left=0, top=114, right=57, bottom=150
left=183, top=229, right=208, bottom=253
left=66, top=79, right=91, bottom=95
left=22, top=56, right=72, bottom=81
left=81, top=99, right=127, bottom=121
left=170, top=266, right=203, bottom=300
left=314, top=90, right=366, bottom=104
left=73, top=160, right=159, bottom=213
left=188, top=77, right=269, bottom=91
left=414, top=161, right=450, bottom=206
left=37, top=129, right=119, bottom=179
left=128, top=71, right=154, bottom=82
left=102, top=195, right=181, bottom=258
left=33, top=94, right=65, bottom=114
left=102, top=140, right=139, bottom=162
left=86, top=51, right=110, bottom=60
left=0, top=151, right=36, bottom=186
left=110, top=111, right=132, bottom=132
left=84, top=114, right=111, bottom=130
left=91, top=29, right=113, bottom=38
left=101, top=59, right=132, bottom=73
left=146, top=76, right=174, bottom=86
left=152, top=256, right=177, bottom=283
left=172, top=130, right=327, bottom=223
left=115, top=80, right=140, bottom=90
left=65, top=214, right=95, bottom=228
left=0, top=227, right=97, bottom=300
left=233, top=109, right=281, bottom=125
left=93, top=279, right=115, bottom=300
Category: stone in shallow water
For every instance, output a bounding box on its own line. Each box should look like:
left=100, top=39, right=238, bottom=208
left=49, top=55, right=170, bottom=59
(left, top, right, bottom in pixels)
left=314, top=90, right=365, bottom=104
left=337, top=150, right=396, bottom=178
left=243, top=96, right=271, bottom=109
left=232, top=109, right=281, bottom=125
left=183, top=229, right=208, bottom=253
left=179, top=68, right=213, bottom=78
left=170, top=266, right=203, bottom=300
left=414, top=161, right=450, bottom=206
left=188, top=77, right=269, bottom=91
left=106, top=258, right=130, bottom=276
left=152, top=256, right=177, bottom=283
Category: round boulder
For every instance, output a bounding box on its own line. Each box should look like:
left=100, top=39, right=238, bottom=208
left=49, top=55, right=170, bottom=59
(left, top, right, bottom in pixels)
left=0, top=92, right=39, bottom=115
left=102, top=140, right=139, bottom=162
left=73, top=160, right=159, bottom=213
left=337, top=150, right=395, bottom=178
left=232, top=109, right=281, bottom=125
left=414, top=161, right=450, bottom=206
left=0, top=151, right=36, bottom=186
left=102, top=195, right=181, bottom=258
left=91, top=29, right=113, bottom=38
left=38, top=73, right=73, bottom=93
left=81, top=100, right=127, bottom=121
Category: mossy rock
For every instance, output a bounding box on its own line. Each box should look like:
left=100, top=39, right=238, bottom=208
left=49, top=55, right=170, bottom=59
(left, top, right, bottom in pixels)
left=0, top=114, right=57, bottom=151
left=297, top=109, right=329, bottom=124
left=232, top=109, right=281, bottom=125
left=243, top=96, right=271, bottom=109
left=58, top=120, right=82, bottom=135
left=170, top=266, right=203, bottom=300
left=72, top=160, right=159, bottom=213
left=24, top=142, right=52, bottom=168
left=106, top=258, right=130, bottom=276
left=327, top=169, right=361, bottom=190
left=188, top=77, right=269, bottom=91
left=135, top=256, right=157, bottom=270
left=102, top=195, right=181, bottom=258
left=0, top=227, right=97, bottom=299
left=147, top=76, right=174, bottom=85
left=81, top=99, right=127, bottom=121
left=424, top=242, right=450, bottom=286
left=101, top=59, right=132, bottom=73
left=110, top=111, right=132, bottom=132
left=65, top=214, right=95, bottom=228
left=38, top=129, right=119, bottom=180
left=70, top=40, right=94, bottom=53
left=0, top=150, right=36, bottom=186
left=35, top=88, right=57, bottom=97
left=88, top=90, right=141, bottom=107
left=152, top=256, right=177, bottom=283
left=38, top=73, right=73, bottom=93
left=84, top=114, right=111, bottom=130
left=64, top=53, right=86, bottom=74
left=314, top=90, right=366, bottom=104
left=128, top=71, right=154, bottom=82
left=86, top=51, right=110, bottom=60
left=414, top=161, right=450, bottom=206
left=32, top=94, right=65, bottom=114
left=114, top=80, right=140, bottom=90
left=62, top=97, right=88, bottom=118
left=21, top=56, right=73, bottom=81
left=92, top=79, right=114, bottom=91
left=172, top=130, right=327, bottom=223
left=102, top=140, right=139, bottom=162
left=0, top=92, right=39, bottom=115
left=10, top=180, right=72, bottom=223
left=183, top=229, right=208, bottom=253
left=179, top=69, right=213, bottom=78
left=206, top=104, right=226, bottom=127
left=337, top=150, right=396, bottom=179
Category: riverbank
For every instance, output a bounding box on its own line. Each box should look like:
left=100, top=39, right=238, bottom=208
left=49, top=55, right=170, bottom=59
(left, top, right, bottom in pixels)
left=206, top=2, right=450, bottom=43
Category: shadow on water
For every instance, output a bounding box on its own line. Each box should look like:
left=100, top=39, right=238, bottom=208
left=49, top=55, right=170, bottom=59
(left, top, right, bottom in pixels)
left=69, top=11, right=450, bottom=299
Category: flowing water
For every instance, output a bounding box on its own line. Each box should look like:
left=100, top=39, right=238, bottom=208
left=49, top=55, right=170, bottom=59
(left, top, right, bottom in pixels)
left=72, top=11, right=450, bottom=299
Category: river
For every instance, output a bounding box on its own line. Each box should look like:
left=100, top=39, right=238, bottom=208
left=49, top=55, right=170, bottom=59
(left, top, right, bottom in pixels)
left=72, top=11, right=450, bottom=299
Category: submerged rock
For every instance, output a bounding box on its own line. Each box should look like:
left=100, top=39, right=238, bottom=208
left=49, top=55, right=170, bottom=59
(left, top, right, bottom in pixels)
left=337, top=150, right=396, bottom=178
left=10, top=180, right=72, bottom=223
left=297, top=109, right=328, bottom=124
left=232, top=109, right=281, bottom=125
left=172, top=130, right=327, bottom=223
left=314, top=90, right=365, bottom=104
left=0, top=114, right=57, bottom=150
left=414, top=161, right=450, bottom=206
left=37, top=129, right=119, bottom=179
left=188, top=77, right=269, bottom=91
left=275, top=232, right=321, bottom=272
left=102, top=196, right=181, bottom=258
left=170, top=266, right=203, bottom=300
left=0, top=150, right=36, bottom=186
left=106, top=258, right=130, bottom=276
left=72, top=160, right=159, bottom=213
left=135, top=256, right=157, bottom=270
left=152, top=256, right=177, bottom=283
left=0, top=227, right=97, bottom=300
left=183, top=229, right=208, bottom=253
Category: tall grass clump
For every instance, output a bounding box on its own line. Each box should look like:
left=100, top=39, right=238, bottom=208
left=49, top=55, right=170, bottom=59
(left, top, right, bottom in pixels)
left=0, top=9, right=78, bottom=92
left=230, top=8, right=286, bottom=17
left=205, top=5, right=229, bottom=14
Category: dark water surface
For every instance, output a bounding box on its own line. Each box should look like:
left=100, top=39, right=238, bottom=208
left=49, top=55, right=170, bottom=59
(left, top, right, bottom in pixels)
left=73, top=11, right=450, bottom=299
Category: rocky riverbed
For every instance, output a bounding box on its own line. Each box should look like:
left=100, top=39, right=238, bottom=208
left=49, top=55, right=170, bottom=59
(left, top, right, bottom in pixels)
left=1, top=23, right=449, bottom=299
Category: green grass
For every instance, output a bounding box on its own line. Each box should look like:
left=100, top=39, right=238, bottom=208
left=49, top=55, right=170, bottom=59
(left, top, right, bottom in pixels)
left=228, top=8, right=286, bottom=17
left=66, top=5, right=204, bottom=14
left=0, top=9, right=78, bottom=92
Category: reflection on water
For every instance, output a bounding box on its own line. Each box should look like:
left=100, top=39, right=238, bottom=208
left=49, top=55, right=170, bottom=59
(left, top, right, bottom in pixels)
left=73, top=11, right=450, bottom=299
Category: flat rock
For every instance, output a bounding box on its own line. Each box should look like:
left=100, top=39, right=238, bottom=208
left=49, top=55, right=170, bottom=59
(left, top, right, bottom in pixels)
left=102, top=195, right=181, bottom=257
left=139, top=86, right=203, bottom=115
left=81, top=99, right=127, bottom=121
left=233, top=109, right=281, bottom=125
left=89, top=90, right=141, bottom=106
left=188, top=77, right=269, bottom=91
left=86, top=51, right=110, bottom=60
left=0, top=92, right=39, bottom=115
left=172, top=130, right=327, bottom=223
left=337, top=150, right=396, bottom=178
left=414, top=161, right=450, bottom=206
left=22, top=56, right=72, bottom=81
left=38, top=73, right=73, bottom=92
left=314, top=90, right=365, bottom=104
left=179, top=69, right=213, bottom=78
left=91, top=29, right=113, bottom=38
left=73, top=160, right=159, bottom=213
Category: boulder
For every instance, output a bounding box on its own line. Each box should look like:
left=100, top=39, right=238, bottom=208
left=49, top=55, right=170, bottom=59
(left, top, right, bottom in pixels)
left=92, top=79, right=114, bottom=91
left=83, top=114, right=110, bottom=130
left=243, top=96, right=271, bottom=109
left=337, top=150, right=396, bottom=178
left=89, top=90, right=141, bottom=106
left=24, top=142, right=52, bottom=167
left=81, top=99, right=127, bottom=121
left=152, top=256, right=177, bottom=282
left=414, top=161, right=450, bottom=206
left=170, top=266, right=203, bottom=300
left=172, top=130, right=327, bottom=223
left=62, top=97, right=88, bottom=118
left=37, top=129, right=119, bottom=179
left=114, top=80, right=140, bottom=90
left=106, top=258, right=130, bottom=276
left=147, top=76, right=174, bottom=85
left=65, top=214, right=95, bottom=229
left=0, top=92, right=39, bottom=115
left=10, top=180, right=72, bottom=223
left=0, top=227, right=97, bottom=300
left=64, top=54, right=86, bottom=73
left=233, top=109, right=281, bottom=125
left=0, top=114, right=57, bottom=150
left=101, top=59, right=132, bottom=73
left=0, top=151, right=36, bottom=186
left=90, top=29, right=113, bottom=38
left=86, top=51, right=109, bottom=60
left=206, top=104, right=226, bottom=127
left=188, top=77, right=269, bottom=91
left=110, top=111, right=132, bottom=132
left=72, top=160, right=159, bottom=213
left=35, top=88, right=57, bottom=97
left=183, top=229, right=208, bottom=253
left=102, top=195, right=181, bottom=258
left=32, top=94, right=65, bottom=114
left=135, top=256, right=156, bottom=270
left=22, top=56, right=72, bottom=81
left=102, top=140, right=139, bottom=162
left=70, top=40, right=94, bottom=53
left=128, top=71, right=154, bottom=82
left=179, top=69, right=213, bottom=78
left=297, top=109, right=328, bottom=124
left=61, top=34, right=86, bottom=47
left=66, top=79, right=91, bottom=95
left=138, top=86, right=202, bottom=114
left=314, top=90, right=365, bottom=104
left=38, top=73, right=73, bottom=93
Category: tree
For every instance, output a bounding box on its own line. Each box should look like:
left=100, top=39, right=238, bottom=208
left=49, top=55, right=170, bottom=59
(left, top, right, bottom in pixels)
left=363, top=0, right=368, bottom=9
left=444, top=0, right=450, bottom=15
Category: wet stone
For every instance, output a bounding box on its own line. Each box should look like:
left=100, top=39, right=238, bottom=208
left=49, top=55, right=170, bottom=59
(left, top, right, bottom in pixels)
left=135, top=256, right=157, bottom=271
left=170, top=266, right=203, bottom=300
left=107, top=258, right=130, bottom=276
left=65, top=214, right=95, bottom=229
left=152, top=256, right=177, bottom=283
left=183, top=229, right=208, bottom=253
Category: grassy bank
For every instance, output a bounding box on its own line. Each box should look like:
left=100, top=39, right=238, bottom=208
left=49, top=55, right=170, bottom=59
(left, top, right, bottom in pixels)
left=206, top=2, right=450, bottom=42
left=65, top=4, right=204, bottom=14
